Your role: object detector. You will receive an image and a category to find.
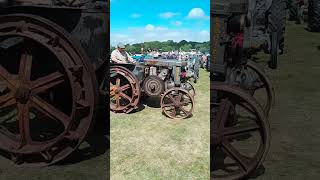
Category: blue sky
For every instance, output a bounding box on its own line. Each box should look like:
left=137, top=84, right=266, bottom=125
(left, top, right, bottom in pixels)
left=110, top=0, right=210, bottom=45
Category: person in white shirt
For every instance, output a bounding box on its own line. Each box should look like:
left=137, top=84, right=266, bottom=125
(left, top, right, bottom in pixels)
left=111, top=43, right=135, bottom=64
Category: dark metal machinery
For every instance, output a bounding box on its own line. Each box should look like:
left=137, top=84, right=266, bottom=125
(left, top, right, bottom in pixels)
left=288, top=0, right=320, bottom=32
left=0, top=0, right=109, bottom=166
left=211, top=0, right=285, bottom=179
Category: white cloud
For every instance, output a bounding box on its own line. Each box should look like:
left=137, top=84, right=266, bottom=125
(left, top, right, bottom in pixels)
left=145, top=24, right=155, bottom=31
left=130, top=13, right=142, bottom=18
left=199, top=30, right=210, bottom=36
left=155, top=26, right=168, bottom=31
left=159, top=12, right=180, bottom=19
left=187, top=8, right=209, bottom=19
left=171, top=21, right=182, bottom=26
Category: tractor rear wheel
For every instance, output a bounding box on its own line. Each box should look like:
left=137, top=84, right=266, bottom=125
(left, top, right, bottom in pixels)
left=308, top=0, right=320, bottom=32
left=288, top=0, right=298, bottom=21
left=211, top=82, right=270, bottom=180
left=109, top=66, right=140, bottom=113
left=0, top=14, right=98, bottom=166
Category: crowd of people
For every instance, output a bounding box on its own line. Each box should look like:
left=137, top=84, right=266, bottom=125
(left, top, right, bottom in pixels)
left=111, top=42, right=209, bottom=65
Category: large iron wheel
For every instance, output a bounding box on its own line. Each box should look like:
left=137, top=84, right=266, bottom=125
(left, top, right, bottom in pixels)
left=246, top=61, right=274, bottom=116
left=211, top=82, right=270, bottom=180
left=161, top=88, right=194, bottom=119
left=0, top=14, right=97, bottom=166
left=109, top=66, right=140, bottom=113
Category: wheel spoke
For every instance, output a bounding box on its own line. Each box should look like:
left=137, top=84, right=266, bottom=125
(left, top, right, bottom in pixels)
left=119, top=92, right=132, bottom=102
left=116, top=78, right=120, bottom=87
left=224, top=123, right=260, bottom=138
left=178, top=106, right=190, bottom=116
left=31, top=72, right=64, bottom=94
left=168, top=94, right=177, bottom=105
left=115, top=94, right=120, bottom=108
left=222, top=140, right=250, bottom=172
left=162, top=103, right=175, bottom=107
left=171, top=107, right=176, bottom=117
left=0, top=65, right=16, bottom=89
left=19, top=51, right=33, bottom=81
left=120, top=84, right=130, bottom=91
left=239, top=101, right=256, bottom=115
left=30, top=95, right=71, bottom=128
left=177, top=93, right=183, bottom=102
left=0, top=93, right=16, bottom=108
left=217, top=99, right=233, bottom=128
left=17, top=102, right=32, bottom=147
left=253, top=82, right=265, bottom=90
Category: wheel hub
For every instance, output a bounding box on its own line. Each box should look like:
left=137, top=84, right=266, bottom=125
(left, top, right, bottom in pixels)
left=110, top=86, right=117, bottom=96
left=15, top=84, right=31, bottom=104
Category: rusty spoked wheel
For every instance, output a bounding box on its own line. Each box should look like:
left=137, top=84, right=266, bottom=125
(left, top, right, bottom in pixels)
left=0, top=14, right=97, bottom=166
left=109, top=66, right=140, bottom=113
left=246, top=61, right=274, bottom=116
left=161, top=88, right=194, bottom=119
left=211, top=82, right=270, bottom=180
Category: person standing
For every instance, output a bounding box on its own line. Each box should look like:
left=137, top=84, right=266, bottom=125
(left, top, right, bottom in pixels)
left=296, top=0, right=305, bottom=24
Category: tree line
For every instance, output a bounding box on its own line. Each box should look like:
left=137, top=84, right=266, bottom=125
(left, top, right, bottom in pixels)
left=111, top=40, right=210, bottom=54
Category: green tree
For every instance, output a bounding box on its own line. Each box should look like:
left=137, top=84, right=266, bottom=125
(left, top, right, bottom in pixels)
left=162, top=45, right=174, bottom=52
left=180, top=44, right=192, bottom=52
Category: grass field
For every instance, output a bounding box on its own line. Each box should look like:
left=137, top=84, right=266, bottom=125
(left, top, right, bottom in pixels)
left=110, top=69, right=210, bottom=179
left=252, top=21, right=320, bottom=179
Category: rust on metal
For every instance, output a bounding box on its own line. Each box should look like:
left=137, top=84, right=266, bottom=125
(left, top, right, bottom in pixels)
left=0, top=14, right=97, bottom=166
left=161, top=87, right=194, bottom=119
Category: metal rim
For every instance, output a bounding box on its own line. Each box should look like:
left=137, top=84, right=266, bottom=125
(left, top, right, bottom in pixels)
left=186, top=82, right=196, bottom=97
left=0, top=14, right=97, bottom=166
left=161, top=87, right=194, bottom=119
left=246, top=61, right=274, bottom=117
left=109, top=66, right=140, bottom=113
left=211, top=82, right=270, bottom=180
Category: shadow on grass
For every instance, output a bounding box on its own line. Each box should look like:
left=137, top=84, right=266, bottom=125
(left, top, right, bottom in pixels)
left=212, top=149, right=265, bottom=179
left=143, top=97, right=161, bottom=108
left=317, top=46, right=320, bottom=51
left=58, top=111, right=109, bottom=165
left=248, top=165, right=266, bottom=179
left=0, top=115, right=110, bottom=167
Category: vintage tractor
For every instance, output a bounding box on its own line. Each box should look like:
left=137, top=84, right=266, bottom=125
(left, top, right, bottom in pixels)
left=0, top=0, right=109, bottom=166
left=108, top=58, right=195, bottom=119
left=185, top=55, right=201, bottom=83
left=308, top=0, right=320, bottom=32
left=288, top=0, right=320, bottom=32
left=211, top=0, right=284, bottom=179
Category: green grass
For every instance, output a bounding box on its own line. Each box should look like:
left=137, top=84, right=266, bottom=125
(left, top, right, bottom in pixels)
left=253, top=21, right=320, bottom=179
left=110, top=69, right=210, bottom=180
